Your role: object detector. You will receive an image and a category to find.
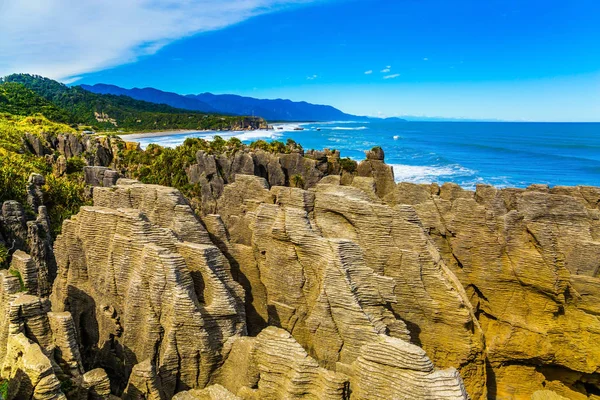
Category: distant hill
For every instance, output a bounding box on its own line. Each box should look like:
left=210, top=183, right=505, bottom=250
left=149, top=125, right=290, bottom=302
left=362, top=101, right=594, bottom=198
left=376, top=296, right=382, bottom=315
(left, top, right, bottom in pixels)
left=0, top=81, right=72, bottom=123
left=2, top=74, right=264, bottom=131
left=80, top=83, right=218, bottom=114
left=81, top=83, right=366, bottom=122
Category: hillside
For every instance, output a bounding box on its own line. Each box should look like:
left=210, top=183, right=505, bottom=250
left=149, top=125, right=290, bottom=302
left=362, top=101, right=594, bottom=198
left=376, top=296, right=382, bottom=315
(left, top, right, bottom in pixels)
left=0, top=82, right=72, bottom=124
left=81, top=83, right=366, bottom=121
left=79, top=83, right=218, bottom=113
left=2, top=74, right=266, bottom=131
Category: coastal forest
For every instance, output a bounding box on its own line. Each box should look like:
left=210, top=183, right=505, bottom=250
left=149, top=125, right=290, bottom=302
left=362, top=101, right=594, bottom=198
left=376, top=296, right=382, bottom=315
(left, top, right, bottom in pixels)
left=0, top=74, right=266, bottom=132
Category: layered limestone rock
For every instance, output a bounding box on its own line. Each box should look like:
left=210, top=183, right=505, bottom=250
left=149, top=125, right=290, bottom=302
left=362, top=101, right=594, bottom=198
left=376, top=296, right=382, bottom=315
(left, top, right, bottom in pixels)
left=23, top=132, right=119, bottom=167
left=215, top=175, right=485, bottom=398
left=210, top=326, right=467, bottom=400
left=0, top=200, right=29, bottom=252
left=82, top=368, right=112, bottom=399
left=27, top=173, right=45, bottom=210
left=51, top=181, right=245, bottom=397
left=351, top=334, right=469, bottom=399
left=0, top=202, right=56, bottom=293
left=3, top=156, right=598, bottom=399
left=228, top=327, right=350, bottom=399
left=92, top=180, right=213, bottom=244
left=385, top=182, right=600, bottom=398
left=84, top=166, right=121, bottom=187
left=0, top=271, right=69, bottom=400
left=186, top=147, right=356, bottom=213
left=47, top=312, right=84, bottom=378
left=42, top=178, right=471, bottom=399
left=1, top=333, right=66, bottom=400
left=355, top=146, right=396, bottom=198
left=172, top=384, right=240, bottom=400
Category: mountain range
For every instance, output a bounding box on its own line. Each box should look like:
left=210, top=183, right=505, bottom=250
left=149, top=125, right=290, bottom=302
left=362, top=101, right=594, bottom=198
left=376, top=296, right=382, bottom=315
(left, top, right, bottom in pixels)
left=81, top=83, right=369, bottom=122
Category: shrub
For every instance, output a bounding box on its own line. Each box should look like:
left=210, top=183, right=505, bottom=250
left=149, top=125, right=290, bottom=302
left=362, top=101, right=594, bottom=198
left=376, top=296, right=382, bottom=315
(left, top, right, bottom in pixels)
left=66, top=157, right=86, bottom=174
left=43, top=174, right=90, bottom=236
left=291, top=174, right=305, bottom=188
left=227, top=137, right=243, bottom=149
left=250, top=140, right=269, bottom=151
left=339, top=157, right=357, bottom=173
left=268, top=140, right=286, bottom=154
left=0, top=379, right=9, bottom=400
left=9, top=269, right=25, bottom=292
left=0, top=245, right=9, bottom=269
left=209, top=135, right=226, bottom=153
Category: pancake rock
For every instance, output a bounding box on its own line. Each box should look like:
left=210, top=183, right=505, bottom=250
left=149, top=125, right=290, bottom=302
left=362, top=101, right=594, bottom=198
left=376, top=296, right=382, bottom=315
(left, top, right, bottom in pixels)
left=4, top=150, right=597, bottom=399
left=214, top=175, right=484, bottom=398
left=385, top=182, right=600, bottom=399
left=0, top=270, right=69, bottom=399
left=0, top=202, right=56, bottom=294
left=2, top=333, right=66, bottom=400
left=51, top=181, right=246, bottom=397
left=172, top=384, right=241, bottom=400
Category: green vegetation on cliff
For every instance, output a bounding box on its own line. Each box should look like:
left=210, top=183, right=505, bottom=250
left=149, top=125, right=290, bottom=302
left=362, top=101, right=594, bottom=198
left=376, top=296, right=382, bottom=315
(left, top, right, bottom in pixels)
left=1, top=74, right=266, bottom=132
left=119, top=137, right=302, bottom=202
left=0, top=74, right=269, bottom=236
left=0, top=114, right=89, bottom=235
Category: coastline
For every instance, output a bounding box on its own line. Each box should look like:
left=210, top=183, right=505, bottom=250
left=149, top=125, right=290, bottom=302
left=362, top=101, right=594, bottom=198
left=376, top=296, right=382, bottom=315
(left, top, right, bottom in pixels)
left=116, top=129, right=208, bottom=140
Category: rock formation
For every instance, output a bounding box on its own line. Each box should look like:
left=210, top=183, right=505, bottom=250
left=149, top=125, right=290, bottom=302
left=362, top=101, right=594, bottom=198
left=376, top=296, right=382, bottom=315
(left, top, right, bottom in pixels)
left=385, top=182, right=600, bottom=399
left=23, top=133, right=120, bottom=168
left=0, top=143, right=599, bottom=399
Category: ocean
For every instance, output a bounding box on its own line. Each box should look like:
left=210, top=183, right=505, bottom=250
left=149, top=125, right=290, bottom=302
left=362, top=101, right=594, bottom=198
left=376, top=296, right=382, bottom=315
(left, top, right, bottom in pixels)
left=130, top=120, right=600, bottom=189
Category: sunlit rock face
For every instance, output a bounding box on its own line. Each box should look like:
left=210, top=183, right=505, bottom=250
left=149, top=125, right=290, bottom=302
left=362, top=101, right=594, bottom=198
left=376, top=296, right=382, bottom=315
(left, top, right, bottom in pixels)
left=51, top=182, right=246, bottom=397
left=386, top=182, right=600, bottom=399
left=1, top=163, right=599, bottom=399
left=214, top=175, right=483, bottom=399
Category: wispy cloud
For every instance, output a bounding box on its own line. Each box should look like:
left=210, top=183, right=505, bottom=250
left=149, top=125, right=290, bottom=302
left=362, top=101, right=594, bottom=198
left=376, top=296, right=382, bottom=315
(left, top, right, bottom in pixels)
left=364, top=70, right=373, bottom=75
left=0, top=0, right=319, bottom=81
left=307, top=74, right=318, bottom=80
left=381, top=68, right=391, bottom=73
left=423, top=58, right=429, bottom=61
left=383, top=74, right=400, bottom=79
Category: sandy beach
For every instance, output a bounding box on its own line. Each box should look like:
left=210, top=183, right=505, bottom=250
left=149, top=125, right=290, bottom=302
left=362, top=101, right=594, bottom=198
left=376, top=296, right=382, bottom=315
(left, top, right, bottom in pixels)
left=117, top=129, right=209, bottom=141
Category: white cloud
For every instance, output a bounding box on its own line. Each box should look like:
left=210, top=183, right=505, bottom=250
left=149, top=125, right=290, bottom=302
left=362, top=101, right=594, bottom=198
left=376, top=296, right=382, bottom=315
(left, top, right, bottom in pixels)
left=307, top=74, right=318, bottom=80
left=0, top=0, right=318, bottom=81
left=386, top=65, right=391, bottom=69
left=381, top=68, right=391, bottom=73
left=383, top=74, right=400, bottom=79
left=364, top=70, right=373, bottom=75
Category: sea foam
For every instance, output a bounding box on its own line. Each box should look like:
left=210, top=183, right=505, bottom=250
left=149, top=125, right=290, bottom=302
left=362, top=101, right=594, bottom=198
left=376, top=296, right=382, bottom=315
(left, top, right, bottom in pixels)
left=389, top=164, right=475, bottom=184
left=331, top=126, right=368, bottom=131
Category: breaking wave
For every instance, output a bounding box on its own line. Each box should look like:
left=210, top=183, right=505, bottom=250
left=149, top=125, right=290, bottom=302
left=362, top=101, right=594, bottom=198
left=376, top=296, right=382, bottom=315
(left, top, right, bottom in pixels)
left=389, top=164, right=475, bottom=184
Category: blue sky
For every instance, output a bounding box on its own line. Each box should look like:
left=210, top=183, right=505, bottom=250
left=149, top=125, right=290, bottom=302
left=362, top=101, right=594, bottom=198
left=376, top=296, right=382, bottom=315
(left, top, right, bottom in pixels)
left=1, top=0, right=599, bottom=121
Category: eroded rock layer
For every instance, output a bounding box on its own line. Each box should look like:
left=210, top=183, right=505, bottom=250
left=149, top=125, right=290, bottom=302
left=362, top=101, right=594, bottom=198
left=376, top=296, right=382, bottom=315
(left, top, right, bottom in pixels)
left=51, top=183, right=246, bottom=397
left=385, top=182, right=600, bottom=399
left=2, top=151, right=600, bottom=399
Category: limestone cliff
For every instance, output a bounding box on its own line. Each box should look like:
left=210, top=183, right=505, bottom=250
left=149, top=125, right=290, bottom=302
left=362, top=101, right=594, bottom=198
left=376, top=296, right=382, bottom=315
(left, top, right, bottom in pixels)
left=0, top=145, right=599, bottom=399
left=385, top=182, right=600, bottom=399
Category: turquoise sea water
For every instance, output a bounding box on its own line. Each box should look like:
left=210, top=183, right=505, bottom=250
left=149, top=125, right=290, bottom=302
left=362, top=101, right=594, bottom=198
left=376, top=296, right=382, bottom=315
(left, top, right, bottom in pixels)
left=131, top=120, right=600, bottom=189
